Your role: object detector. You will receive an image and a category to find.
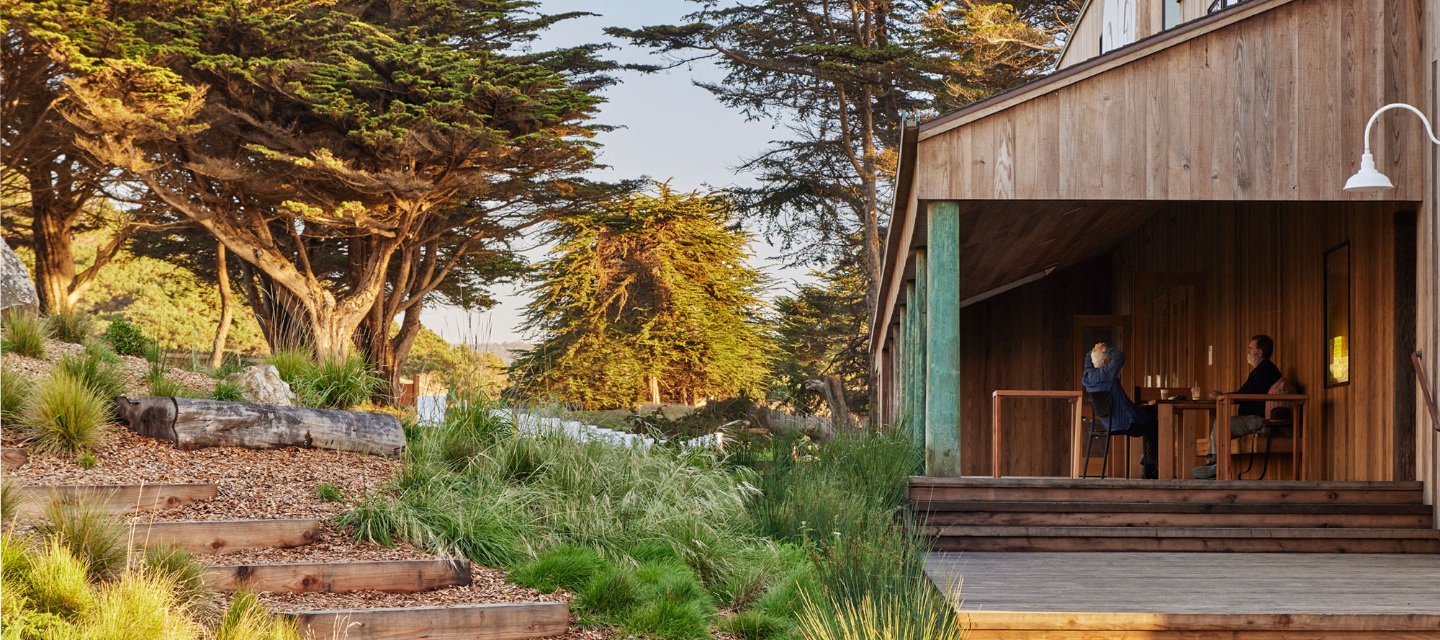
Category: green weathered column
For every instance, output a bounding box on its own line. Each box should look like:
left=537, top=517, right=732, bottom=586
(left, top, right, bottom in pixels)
left=912, top=250, right=928, bottom=453
left=925, top=201, right=962, bottom=477
left=896, top=302, right=908, bottom=424
left=903, top=283, right=916, bottom=425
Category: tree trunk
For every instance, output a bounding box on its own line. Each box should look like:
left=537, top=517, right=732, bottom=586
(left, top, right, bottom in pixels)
left=210, top=242, right=233, bottom=369
left=648, top=376, right=661, bottom=405
left=114, top=396, right=405, bottom=457
left=28, top=166, right=77, bottom=314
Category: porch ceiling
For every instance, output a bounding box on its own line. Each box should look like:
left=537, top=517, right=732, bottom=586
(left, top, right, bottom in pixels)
left=910, top=200, right=1157, bottom=302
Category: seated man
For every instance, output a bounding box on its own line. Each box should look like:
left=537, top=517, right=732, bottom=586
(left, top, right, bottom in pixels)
left=1193, top=334, right=1283, bottom=479
left=1082, top=343, right=1159, bottom=479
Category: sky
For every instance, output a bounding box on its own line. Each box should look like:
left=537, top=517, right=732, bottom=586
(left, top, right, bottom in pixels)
left=420, top=0, right=815, bottom=345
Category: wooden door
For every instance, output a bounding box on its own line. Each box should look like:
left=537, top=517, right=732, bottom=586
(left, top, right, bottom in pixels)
left=1134, top=273, right=1207, bottom=398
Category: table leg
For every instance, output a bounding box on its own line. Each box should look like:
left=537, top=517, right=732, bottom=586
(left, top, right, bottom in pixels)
left=1071, top=399, right=1084, bottom=479
left=992, top=396, right=1002, bottom=478
left=1217, top=401, right=1232, bottom=481
left=1158, top=406, right=1175, bottom=480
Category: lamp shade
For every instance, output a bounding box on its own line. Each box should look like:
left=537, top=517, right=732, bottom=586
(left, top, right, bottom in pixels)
left=1342, top=152, right=1394, bottom=192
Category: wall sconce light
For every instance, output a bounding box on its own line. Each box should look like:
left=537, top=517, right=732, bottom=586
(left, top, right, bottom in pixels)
left=1343, top=103, right=1440, bottom=192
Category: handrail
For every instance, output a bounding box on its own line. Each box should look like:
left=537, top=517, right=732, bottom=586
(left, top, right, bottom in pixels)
left=1413, top=351, right=1440, bottom=433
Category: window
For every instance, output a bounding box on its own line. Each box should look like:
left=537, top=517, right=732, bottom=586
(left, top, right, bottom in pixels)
left=1163, top=0, right=1183, bottom=29
left=1324, top=243, right=1350, bottom=387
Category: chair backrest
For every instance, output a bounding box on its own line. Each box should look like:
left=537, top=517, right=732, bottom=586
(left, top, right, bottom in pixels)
left=1086, top=390, right=1114, bottom=419
left=1266, top=377, right=1297, bottom=421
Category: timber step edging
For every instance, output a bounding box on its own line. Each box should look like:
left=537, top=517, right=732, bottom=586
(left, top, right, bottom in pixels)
left=280, top=602, right=570, bottom=640
left=130, top=519, right=322, bottom=554
left=911, top=500, right=1435, bottom=514
left=931, top=536, right=1440, bottom=553
left=911, top=486, right=1424, bottom=504
left=204, top=559, right=473, bottom=594
left=920, top=511, right=1433, bottom=529
left=961, top=611, right=1440, bottom=632
left=2, top=448, right=28, bottom=471
left=14, top=483, right=218, bottom=518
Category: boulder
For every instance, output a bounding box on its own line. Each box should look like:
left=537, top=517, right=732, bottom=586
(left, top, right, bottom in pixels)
left=223, top=365, right=296, bottom=406
left=0, top=238, right=39, bottom=314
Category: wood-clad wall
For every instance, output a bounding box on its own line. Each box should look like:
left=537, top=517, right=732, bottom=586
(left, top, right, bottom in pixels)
left=916, top=0, right=1426, bottom=204
left=1419, top=0, right=1439, bottom=510
left=958, top=258, right=1113, bottom=476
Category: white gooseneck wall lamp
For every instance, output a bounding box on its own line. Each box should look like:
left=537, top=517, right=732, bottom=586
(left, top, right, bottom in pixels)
left=1344, top=103, right=1440, bottom=192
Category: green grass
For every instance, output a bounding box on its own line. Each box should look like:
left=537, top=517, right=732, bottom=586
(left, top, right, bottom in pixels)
left=45, top=306, right=95, bottom=344
left=3, top=366, right=32, bottom=424
left=215, top=589, right=306, bottom=640
left=20, top=372, right=111, bottom=455
left=509, top=544, right=606, bottom=593
left=313, top=483, right=346, bottom=503
left=265, top=348, right=314, bottom=386
left=1, top=478, right=19, bottom=523
left=34, top=500, right=128, bottom=580
left=143, top=544, right=215, bottom=617
left=2, top=309, right=50, bottom=359
left=265, top=350, right=382, bottom=409
left=57, top=349, right=128, bottom=404
left=212, top=380, right=246, bottom=402
left=145, top=362, right=204, bottom=398
left=104, top=317, right=160, bottom=360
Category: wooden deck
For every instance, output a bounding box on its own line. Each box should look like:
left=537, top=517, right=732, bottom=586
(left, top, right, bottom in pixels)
left=928, top=552, right=1440, bottom=637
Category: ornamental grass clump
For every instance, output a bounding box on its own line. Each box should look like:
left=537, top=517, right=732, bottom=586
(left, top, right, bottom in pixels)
left=2, top=309, right=50, bottom=359
left=215, top=589, right=306, bottom=640
left=57, top=349, right=128, bottom=405
left=3, top=366, right=32, bottom=424
left=45, top=306, right=95, bottom=345
left=20, top=372, right=110, bottom=455
left=34, top=501, right=128, bottom=581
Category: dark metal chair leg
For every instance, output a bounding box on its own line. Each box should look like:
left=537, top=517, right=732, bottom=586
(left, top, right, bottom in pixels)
left=1100, top=431, right=1113, bottom=479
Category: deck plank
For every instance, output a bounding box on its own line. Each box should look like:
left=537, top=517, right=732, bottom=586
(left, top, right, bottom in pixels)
left=926, top=552, right=1440, bottom=615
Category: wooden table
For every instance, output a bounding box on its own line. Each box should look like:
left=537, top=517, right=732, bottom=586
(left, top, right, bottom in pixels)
left=1216, top=394, right=1309, bottom=481
left=1154, top=399, right=1216, bottom=480
left=991, top=390, right=1084, bottom=478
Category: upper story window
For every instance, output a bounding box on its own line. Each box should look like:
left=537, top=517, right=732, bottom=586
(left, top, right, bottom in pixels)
left=1101, top=0, right=1136, bottom=52
left=1208, top=0, right=1254, bottom=14
left=1163, top=0, right=1183, bottom=29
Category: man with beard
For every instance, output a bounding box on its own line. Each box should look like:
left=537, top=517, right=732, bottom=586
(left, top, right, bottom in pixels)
left=1193, top=335, right=1283, bottom=479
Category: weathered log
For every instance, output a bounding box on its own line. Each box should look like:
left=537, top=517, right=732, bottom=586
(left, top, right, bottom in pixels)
left=114, top=397, right=404, bottom=457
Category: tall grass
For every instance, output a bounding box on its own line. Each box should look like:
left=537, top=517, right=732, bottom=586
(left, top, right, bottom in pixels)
left=45, top=306, right=95, bottom=344
left=2, top=309, right=50, bottom=358
left=20, top=372, right=111, bottom=455
left=34, top=501, right=128, bottom=580
left=3, top=366, right=32, bottom=424
left=266, top=349, right=382, bottom=409
left=57, top=348, right=128, bottom=404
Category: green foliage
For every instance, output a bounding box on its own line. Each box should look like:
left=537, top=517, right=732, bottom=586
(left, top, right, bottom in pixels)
left=211, top=381, right=246, bottom=402
left=215, top=590, right=305, bottom=640
left=103, top=317, right=160, bottom=360
left=33, top=501, right=128, bottom=581
left=145, top=363, right=202, bottom=399
left=294, top=357, right=383, bottom=410
left=3, top=366, right=33, bottom=425
left=10, top=537, right=97, bottom=620
left=76, top=452, right=98, bottom=469
left=265, top=349, right=313, bottom=386
left=45, top=306, right=95, bottom=345
left=142, top=544, right=214, bottom=617
left=2, top=309, right=50, bottom=359
left=577, top=565, right=640, bottom=616
left=56, top=350, right=127, bottom=404
left=769, top=239, right=872, bottom=415
left=512, top=184, right=775, bottom=408
left=509, top=544, right=606, bottom=593
left=795, top=579, right=966, bottom=640
left=2, top=478, right=19, bottom=523
left=20, top=372, right=110, bottom=455
left=313, top=483, right=346, bottom=503
left=403, top=327, right=508, bottom=397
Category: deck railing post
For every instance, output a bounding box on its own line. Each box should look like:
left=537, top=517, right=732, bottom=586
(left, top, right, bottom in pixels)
left=925, top=201, right=963, bottom=477
left=913, top=250, right=928, bottom=452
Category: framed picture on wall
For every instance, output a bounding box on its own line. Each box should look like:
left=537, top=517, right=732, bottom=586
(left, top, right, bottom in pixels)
left=1324, top=242, right=1350, bottom=387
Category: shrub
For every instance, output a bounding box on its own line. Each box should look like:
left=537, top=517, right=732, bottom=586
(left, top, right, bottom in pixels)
left=13, top=537, right=98, bottom=618
left=509, top=544, right=607, bottom=594
left=21, top=372, right=110, bottom=455
left=2, top=309, right=50, bottom=358
left=144, top=544, right=215, bottom=617
left=212, top=381, right=246, bottom=402
left=2, top=366, right=32, bottom=424
left=216, top=589, right=306, bottom=640
left=84, top=569, right=202, bottom=639
left=45, top=305, right=95, bottom=344
left=265, top=348, right=314, bottom=385
left=313, top=483, right=346, bottom=503
left=57, top=349, right=128, bottom=403
left=293, top=356, right=382, bottom=409
left=34, top=500, right=128, bottom=580
left=104, top=318, right=159, bottom=360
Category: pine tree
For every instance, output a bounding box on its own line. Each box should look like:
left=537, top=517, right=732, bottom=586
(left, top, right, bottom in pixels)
left=511, top=183, right=774, bottom=408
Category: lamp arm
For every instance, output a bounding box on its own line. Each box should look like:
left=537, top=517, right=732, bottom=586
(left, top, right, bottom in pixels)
left=1361, top=103, right=1440, bottom=154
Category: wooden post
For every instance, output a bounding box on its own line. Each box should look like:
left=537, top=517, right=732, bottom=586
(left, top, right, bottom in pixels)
left=897, top=300, right=909, bottom=425
left=925, top=201, right=963, bottom=477
left=913, top=250, right=928, bottom=452
left=903, top=284, right=915, bottom=426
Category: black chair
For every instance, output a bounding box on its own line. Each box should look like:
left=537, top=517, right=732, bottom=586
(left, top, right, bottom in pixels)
left=1081, top=390, right=1122, bottom=478
left=1236, top=406, right=1293, bottom=480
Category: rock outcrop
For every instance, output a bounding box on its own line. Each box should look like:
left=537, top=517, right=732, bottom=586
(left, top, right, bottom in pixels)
left=0, top=238, right=39, bottom=314
left=223, top=365, right=296, bottom=406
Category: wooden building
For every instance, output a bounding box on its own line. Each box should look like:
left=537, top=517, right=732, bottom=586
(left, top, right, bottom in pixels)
left=879, top=0, right=1440, bottom=634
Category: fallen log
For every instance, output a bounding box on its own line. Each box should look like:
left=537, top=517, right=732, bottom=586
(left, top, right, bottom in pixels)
left=114, top=397, right=404, bottom=457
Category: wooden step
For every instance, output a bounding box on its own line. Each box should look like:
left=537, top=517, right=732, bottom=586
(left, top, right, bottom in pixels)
left=913, top=500, right=1435, bottom=515
left=2, top=448, right=28, bottom=471
left=15, top=483, right=217, bottom=518
left=204, top=559, right=472, bottom=594
left=282, top=602, right=569, bottom=639
left=131, top=519, right=322, bottom=554
left=909, top=477, right=1425, bottom=505
left=924, top=526, right=1440, bottom=553
left=920, top=510, right=1432, bottom=528
left=962, top=611, right=1440, bottom=639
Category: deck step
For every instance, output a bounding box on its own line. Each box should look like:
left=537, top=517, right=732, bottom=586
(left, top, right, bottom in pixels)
left=961, top=611, right=1440, bottom=639
left=204, top=559, right=472, bottom=594
left=2, top=448, right=28, bottom=471
left=915, top=501, right=1434, bottom=528
left=910, top=477, right=1425, bottom=505
left=132, top=519, right=322, bottom=554
left=281, top=602, right=569, bottom=639
left=925, top=526, right=1440, bottom=553
left=14, top=483, right=218, bottom=518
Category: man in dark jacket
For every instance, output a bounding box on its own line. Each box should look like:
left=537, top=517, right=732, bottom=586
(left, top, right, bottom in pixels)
left=1193, top=335, right=1282, bottom=479
left=1082, top=343, right=1159, bottom=479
